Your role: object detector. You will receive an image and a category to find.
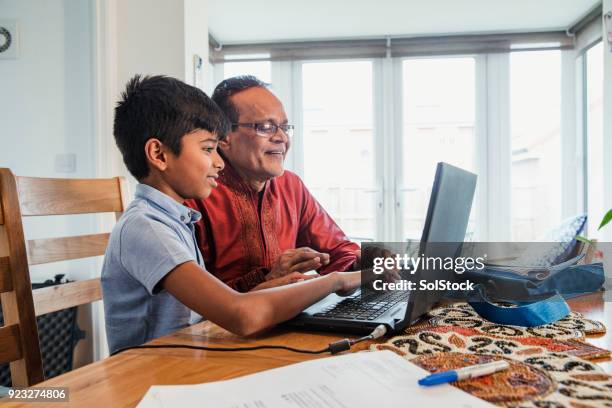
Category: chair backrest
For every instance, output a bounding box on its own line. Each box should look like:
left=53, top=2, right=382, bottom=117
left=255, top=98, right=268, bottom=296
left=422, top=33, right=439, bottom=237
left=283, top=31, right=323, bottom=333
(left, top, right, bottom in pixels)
left=0, top=168, right=128, bottom=386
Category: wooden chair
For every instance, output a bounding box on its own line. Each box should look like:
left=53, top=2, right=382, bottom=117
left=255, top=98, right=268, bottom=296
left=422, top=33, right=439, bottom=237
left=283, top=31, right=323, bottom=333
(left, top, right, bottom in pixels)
left=0, top=168, right=128, bottom=386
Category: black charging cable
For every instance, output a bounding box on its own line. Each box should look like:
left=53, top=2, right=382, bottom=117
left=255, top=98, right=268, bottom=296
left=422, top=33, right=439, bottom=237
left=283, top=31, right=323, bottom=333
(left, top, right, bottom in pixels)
left=111, top=325, right=388, bottom=357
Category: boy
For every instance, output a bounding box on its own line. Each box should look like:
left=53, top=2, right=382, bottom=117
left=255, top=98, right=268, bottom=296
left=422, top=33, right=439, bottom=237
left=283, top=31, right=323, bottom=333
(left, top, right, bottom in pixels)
left=101, top=75, right=360, bottom=353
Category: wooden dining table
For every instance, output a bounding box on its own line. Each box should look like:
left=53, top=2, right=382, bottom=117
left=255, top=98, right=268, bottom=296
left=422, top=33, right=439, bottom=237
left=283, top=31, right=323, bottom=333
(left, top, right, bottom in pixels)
left=4, top=292, right=611, bottom=407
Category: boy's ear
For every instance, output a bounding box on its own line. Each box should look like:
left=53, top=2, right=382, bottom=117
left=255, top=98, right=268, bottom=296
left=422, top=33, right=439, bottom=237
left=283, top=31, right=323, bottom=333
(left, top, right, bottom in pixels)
left=144, top=138, right=169, bottom=172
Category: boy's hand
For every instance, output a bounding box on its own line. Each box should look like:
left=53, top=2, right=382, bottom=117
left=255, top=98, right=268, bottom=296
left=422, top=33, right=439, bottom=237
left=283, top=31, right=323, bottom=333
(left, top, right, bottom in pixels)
left=333, top=271, right=361, bottom=297
left=362, top=246, right=401, bottom=285
left=267, top=247, right=330, bottom=280
left=252, top=272, right=319, bottom=291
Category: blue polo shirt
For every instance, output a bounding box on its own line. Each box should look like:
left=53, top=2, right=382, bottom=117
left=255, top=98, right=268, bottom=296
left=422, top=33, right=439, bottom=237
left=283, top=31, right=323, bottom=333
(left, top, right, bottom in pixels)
left=101, top=183, right=204, bottom=353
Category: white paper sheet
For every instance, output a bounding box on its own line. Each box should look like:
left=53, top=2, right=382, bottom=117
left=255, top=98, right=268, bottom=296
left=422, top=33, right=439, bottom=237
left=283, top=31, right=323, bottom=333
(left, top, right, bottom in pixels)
left=137, top=350, right=493, bottom=408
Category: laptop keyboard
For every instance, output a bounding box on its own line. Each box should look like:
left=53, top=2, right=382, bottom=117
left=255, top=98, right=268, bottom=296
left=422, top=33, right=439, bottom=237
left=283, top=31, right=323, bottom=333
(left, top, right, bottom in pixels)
left=313, top=290, right=409, bottom=321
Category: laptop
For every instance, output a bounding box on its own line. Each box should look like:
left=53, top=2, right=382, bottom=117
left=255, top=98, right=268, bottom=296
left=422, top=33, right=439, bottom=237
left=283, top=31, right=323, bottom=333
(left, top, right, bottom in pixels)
left=285, top=162, right=477, bottom=335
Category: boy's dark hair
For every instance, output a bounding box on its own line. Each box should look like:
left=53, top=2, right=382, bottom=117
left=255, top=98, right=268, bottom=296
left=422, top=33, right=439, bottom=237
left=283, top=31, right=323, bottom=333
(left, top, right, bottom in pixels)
left=114, top=75, right=228, bottom=180
left=212, top=75, right=269, bottom=128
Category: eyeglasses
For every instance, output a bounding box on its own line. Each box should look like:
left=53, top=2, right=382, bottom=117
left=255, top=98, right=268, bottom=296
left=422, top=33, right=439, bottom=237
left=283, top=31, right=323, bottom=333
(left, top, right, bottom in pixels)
left=233, top=122, right=294, bottom=138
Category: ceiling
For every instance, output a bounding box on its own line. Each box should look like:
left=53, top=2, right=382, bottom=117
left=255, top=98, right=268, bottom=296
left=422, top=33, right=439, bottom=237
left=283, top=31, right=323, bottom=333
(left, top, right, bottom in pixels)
left=208, top=0, right=600, bottom=45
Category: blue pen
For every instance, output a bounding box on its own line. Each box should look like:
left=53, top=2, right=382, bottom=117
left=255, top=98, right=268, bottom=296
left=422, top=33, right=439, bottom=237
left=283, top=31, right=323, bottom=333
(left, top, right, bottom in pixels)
left=418, top=360, right=509, bottom=386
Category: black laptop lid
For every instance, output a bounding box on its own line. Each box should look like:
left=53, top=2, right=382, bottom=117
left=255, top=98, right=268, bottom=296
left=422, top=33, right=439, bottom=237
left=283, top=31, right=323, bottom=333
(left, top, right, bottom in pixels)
left=420, top=162, right=477, bottom=245
left=404, top=162, right=477, bottom=326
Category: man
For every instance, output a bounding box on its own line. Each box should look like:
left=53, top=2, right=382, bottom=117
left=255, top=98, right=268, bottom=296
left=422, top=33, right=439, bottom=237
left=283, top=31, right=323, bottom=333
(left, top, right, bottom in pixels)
left=186, top=76, right=360, bottom=292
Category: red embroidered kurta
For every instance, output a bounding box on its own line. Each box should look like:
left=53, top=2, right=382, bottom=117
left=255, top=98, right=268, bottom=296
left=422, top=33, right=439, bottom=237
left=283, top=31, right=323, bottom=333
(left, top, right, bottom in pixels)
left=185, top=164, right=360, bottom=292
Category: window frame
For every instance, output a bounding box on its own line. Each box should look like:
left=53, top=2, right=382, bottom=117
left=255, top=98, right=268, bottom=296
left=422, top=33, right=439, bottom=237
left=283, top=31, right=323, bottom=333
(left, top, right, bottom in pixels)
left=212, top=48, right=579, bottom=242
left=577, top=40, right=605, bottom=237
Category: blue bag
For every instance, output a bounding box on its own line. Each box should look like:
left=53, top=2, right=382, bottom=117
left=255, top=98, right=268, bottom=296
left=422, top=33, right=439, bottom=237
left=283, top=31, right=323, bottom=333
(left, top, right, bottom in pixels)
left=462, top=261, right=605, bottom=327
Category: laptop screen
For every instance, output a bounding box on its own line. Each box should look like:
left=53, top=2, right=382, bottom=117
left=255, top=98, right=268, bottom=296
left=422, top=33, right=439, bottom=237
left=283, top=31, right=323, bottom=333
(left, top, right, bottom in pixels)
left=404, top=162, right=477, bottom=326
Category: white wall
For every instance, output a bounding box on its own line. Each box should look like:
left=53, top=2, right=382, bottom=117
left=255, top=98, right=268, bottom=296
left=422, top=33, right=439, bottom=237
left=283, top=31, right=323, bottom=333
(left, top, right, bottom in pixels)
left=116, top=0, right=184, bottom=88
left=115, top=0, right=208, bottom=89
left=184, top=0, right=209, bottom=88
left=0, top=0, right=100, bottom=292
left=0, top=0, right=99, bottom=262
left=0, top=0, right=95, bottom=179
left=603, top=0, right=612, bottom=243
left=0, top=0, right=99, bottom=367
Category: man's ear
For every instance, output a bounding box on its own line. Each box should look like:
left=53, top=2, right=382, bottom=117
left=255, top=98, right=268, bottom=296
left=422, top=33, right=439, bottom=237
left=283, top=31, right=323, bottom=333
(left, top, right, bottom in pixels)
left=218, top=134, right=231, bottom=152
left=144, top=138, right=169, bottom=172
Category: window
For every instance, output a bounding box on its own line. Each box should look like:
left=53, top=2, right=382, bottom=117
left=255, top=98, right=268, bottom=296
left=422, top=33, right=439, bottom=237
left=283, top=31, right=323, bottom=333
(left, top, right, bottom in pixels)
left=585, top=42, right=604, bottom=237
left=211, top=45, right=579, bottom=244
left=301, top=61, right=377, bottom=242
left=223, top=61, right=272, bottom=83
left=401, top=57, right=477, bottom=241
left=510, top=51, right=562, bottom=240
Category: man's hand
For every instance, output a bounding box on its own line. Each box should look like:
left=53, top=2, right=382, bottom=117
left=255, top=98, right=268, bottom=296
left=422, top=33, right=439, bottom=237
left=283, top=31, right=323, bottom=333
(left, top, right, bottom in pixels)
left=251, top=272, right=318, bottom=291
left=349, top=249, right=362, bottom=271
left=267, top=247, right=330, bottom=280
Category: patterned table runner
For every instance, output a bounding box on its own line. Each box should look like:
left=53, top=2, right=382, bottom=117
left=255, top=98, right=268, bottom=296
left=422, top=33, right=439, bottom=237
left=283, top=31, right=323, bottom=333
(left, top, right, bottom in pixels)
left=372, top=302, right=611, bottom=407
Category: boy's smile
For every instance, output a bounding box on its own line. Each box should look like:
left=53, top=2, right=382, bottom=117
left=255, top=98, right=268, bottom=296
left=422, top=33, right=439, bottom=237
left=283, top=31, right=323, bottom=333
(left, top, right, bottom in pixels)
left=207, top=173, right=219, bottom=188
left=161, top=129, right=225, bottom=202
